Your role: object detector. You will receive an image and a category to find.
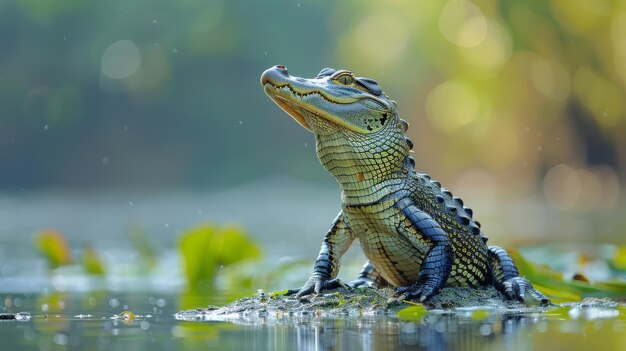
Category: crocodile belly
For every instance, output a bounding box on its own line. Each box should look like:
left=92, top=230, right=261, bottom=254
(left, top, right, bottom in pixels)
left=356, top=225, right=429, bottom=287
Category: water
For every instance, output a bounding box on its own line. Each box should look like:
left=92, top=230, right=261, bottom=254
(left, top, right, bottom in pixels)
left=0, top=179, right=624, bottom=350
left=1, top=292, right=625, bottom=351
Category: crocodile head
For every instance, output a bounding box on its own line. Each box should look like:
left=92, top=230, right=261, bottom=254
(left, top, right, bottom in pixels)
left=261, top=65, right=413, bottom=195
left=261, top=65, right=398, bottom=134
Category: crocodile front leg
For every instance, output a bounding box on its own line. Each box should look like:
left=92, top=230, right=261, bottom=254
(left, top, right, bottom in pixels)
left=394, top=203, right=454, bottom=302
left=488, top=246, right=550, bottom=305
left=287, top=212, right=355, bottom=298
left=348, top=261, right=390, bottom=288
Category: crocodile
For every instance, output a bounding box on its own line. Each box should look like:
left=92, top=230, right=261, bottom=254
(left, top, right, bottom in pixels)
left=260, top=65, right=550, bottom=305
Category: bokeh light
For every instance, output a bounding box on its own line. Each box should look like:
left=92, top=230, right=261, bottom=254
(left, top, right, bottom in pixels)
left=0, top=0, right=624, bottom=246
left=100, top=40, right=142, bottom=80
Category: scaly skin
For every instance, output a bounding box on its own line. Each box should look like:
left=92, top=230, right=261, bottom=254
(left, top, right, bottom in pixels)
left=260, top=65, right=550, bottom=305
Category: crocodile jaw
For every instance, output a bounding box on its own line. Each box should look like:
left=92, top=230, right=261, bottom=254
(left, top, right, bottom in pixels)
left=263, top=84, right=313, bottom=131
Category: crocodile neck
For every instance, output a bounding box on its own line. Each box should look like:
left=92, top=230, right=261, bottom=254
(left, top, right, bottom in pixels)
left=313, top=115, right=411, bottom=205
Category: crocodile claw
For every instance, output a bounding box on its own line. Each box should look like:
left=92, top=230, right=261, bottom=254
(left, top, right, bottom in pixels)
left=347, top=277, right=376, bottom=289
left=395, top=283, right=438, bottom=303
left=502, top=277, right=551, bottom=306
left=286, top=277, right=350, bottom=299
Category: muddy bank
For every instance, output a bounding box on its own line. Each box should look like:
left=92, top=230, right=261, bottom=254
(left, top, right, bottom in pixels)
left=175, top=286, right=545, bottom=323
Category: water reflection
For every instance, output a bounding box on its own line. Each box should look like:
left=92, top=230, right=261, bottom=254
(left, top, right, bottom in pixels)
left=2, top=293, right=624, bottom=351
left=175, top=311, right=542, bottom=351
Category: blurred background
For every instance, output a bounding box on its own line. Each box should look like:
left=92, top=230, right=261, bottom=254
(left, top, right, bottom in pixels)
left=0, top=0, right=625, bottom=291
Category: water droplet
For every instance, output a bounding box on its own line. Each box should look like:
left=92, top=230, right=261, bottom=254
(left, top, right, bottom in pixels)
left=152, top=19, right=157, bottom=24
left=44, top=125, right=49, bottom=130
left=304, top=142, right=308, bottom=148
left=53, top=333, right=69, bottom=346
left=128, top=201, right=134, bottom=206
left=102, top=157, right=109, bottom=165
left=264, top=51, right=268, bottom=56
left=109, top=298, right=120, bottom=308
left=123, top=125, right=128, bottom=131
left=524, top=127, right=530, bottom=132
left=172, top=48, right=178, bottom=53
left=165, top=223, right=169, bottom=228
left=537, top=146, right=542, bottom=151
left=238, top=120, right=243, bottom=125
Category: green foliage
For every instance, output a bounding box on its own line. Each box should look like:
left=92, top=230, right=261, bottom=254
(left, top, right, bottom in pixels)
left=34, top=230, right=72, bottom=268
left=470, top=309, right=491, bottom=321
left=270, top=289, right=289, bottom=299
left=128, top=224, right=158, bottom=270
left=81, top=246, right=105, bottom=276
left=509, top=248, right=626, bottom=302
left=334, top=292, right=346, bottom=307
left=397, top=304, right=428, bottom=322
left=34, top=230, right=107, bottom=276
left=610, top=246, right=626, bottom=272
left=178, top=224, right=261, bottom=292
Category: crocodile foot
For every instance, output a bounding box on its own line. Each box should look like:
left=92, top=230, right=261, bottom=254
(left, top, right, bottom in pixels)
left=286, top=277, right=350, bottom=299
left=502, top=277, right=551, bottom=306
left=394, top=283, right=440, bottom=303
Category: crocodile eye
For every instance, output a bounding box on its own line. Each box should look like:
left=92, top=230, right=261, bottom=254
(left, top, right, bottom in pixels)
left=334, top=73, right=355, bottom=85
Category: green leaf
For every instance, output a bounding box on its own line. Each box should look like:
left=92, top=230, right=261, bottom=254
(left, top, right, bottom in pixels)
left=509, top=248, right=626, bottom=299
left=270, top=289, right=289, bottom=298
left=610, top=246, right=626, bottom=271
left=179, top=224, right=219, bottom=290
left=212, top=225, right=261, bottom=266
left=178, top=223, right=261, bottom=292
left=82, top=246, right=105, bottom=275
left=397, top=304, right=428, bottom=322
left=34, top=230, right=72, bottom=268
left=471, top=309, right=491, bottom=321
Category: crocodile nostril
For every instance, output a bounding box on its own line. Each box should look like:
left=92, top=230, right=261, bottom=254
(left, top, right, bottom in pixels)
left=275, top=65, right=289, bottom=75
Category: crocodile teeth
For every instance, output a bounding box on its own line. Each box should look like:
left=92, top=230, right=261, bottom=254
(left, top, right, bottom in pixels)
left=435, top=195, right=445, bottom=203
left=446, top=206, right=457, bottom=213
left=464, top=207, right=473, bottom=217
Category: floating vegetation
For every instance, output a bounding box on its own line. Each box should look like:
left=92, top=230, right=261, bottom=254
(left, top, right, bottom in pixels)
left=397, top=305, right=429, bottom=322
left=508, top=248, right=626, bottom=302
